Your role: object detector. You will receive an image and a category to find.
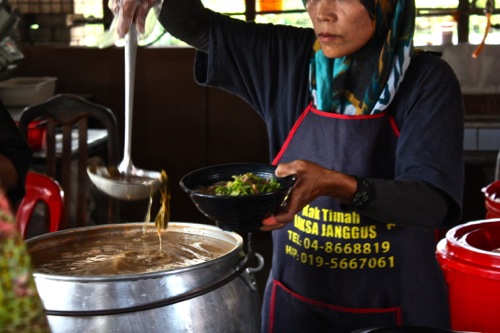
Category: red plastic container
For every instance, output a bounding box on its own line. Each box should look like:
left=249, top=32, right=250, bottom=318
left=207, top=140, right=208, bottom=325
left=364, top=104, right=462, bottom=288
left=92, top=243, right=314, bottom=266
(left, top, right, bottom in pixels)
left=16, top=120, right=46, bottom=151
left=436, top=219, right=500, bottom=333
left=258, top=0, right=283, bottom=12
left=483, top=181, right=500, bottom=219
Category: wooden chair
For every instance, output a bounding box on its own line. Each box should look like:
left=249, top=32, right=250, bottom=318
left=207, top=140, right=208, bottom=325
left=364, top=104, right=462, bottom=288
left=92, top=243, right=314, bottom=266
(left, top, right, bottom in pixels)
left=18, top=94, right=120, bottom=229
left=16, top=172, right=64, bottom=239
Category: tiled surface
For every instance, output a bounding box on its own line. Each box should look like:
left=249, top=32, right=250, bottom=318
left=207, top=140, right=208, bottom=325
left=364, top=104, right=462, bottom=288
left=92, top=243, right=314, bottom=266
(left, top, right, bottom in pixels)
left=464, top=127, right=500, bottom=151
left=464, top=115, right=500, bottom=153
left=464, top=128, right=478, bottom=151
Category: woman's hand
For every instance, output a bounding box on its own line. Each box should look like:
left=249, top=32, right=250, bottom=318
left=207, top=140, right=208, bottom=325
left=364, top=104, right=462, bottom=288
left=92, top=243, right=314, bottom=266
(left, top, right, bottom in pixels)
left=110, top=0, right=160, bottom=38
left=260, top=160, right=357, bottom=231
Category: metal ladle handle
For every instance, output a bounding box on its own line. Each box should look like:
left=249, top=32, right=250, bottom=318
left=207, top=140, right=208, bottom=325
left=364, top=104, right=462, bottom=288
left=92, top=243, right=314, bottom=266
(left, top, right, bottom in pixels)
left=119, top=25, right=138, bottom=175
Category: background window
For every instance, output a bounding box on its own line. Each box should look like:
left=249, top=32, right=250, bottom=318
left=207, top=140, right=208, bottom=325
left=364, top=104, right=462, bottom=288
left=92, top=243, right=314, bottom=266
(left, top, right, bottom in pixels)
left=5, top=0, right=499, bottom=47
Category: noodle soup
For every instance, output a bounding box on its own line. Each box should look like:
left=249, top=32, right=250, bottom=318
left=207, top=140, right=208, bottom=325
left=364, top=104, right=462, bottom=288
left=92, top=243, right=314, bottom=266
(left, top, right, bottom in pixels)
left=29, top=224, right=237, bottom=277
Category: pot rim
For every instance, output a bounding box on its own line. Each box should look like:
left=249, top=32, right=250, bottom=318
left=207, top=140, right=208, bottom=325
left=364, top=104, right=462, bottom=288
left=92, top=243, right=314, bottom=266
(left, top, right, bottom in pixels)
left=26, top=222, right=244, bottom=282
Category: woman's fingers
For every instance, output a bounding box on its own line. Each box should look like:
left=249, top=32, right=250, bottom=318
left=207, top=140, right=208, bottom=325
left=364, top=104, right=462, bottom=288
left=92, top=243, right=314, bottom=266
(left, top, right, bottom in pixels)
left=114, top=0, right=158, bottom=38
left=115, top=0, right=138, bottom=37
left=135, top=0, right=160, bottom=33
left=260, top=215, right=286, bottom=231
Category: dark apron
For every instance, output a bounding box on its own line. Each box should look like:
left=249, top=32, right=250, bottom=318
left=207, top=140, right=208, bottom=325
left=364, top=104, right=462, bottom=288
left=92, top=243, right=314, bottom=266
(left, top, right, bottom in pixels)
left=261, top=104, right=450, bottom=333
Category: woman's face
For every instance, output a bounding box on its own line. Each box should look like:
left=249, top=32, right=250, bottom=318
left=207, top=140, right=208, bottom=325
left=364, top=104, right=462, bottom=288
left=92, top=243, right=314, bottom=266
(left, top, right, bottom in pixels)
left=306, top=0, right=374, bottom=58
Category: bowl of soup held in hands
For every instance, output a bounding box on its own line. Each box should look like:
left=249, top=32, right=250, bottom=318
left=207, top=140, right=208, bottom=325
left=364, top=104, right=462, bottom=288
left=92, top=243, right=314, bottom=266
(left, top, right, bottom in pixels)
left=180, top=163, right=296, bottom=232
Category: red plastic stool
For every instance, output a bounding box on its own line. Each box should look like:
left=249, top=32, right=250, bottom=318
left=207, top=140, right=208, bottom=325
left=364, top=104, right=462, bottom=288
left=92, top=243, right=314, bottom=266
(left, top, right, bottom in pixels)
left=16, top=172, right=64, bottom=238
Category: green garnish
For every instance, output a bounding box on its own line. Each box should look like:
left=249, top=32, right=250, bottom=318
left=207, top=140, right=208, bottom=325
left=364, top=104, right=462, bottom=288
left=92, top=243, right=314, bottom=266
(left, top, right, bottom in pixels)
left=214, top=173, right=281, bottom=196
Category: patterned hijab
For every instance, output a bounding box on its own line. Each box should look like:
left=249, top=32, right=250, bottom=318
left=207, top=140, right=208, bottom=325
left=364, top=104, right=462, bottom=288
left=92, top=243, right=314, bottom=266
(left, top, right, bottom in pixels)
left=304, top=0, right=415, bottom=115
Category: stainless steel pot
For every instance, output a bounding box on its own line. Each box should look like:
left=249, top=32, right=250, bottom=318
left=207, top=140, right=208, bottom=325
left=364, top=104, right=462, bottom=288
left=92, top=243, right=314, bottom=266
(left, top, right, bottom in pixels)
left=26, top=222, right=263, bottom=333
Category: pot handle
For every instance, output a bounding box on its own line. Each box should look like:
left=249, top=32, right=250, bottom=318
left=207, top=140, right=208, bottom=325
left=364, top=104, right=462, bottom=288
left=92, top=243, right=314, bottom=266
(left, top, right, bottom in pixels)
left=247, top=252, right=264, bottom=274
left=238, top=252, right=265, bottom=292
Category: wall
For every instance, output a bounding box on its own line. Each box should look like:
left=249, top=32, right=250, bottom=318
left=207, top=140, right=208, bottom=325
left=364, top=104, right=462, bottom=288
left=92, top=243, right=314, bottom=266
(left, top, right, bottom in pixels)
left=423, top=43, right=500, bottom=116
left=423, top=44, right=500, bottom=96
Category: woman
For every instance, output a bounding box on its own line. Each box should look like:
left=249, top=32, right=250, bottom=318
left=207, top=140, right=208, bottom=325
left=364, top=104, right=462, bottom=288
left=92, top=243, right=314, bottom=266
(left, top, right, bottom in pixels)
left=114, top=1, right=464, bottom=331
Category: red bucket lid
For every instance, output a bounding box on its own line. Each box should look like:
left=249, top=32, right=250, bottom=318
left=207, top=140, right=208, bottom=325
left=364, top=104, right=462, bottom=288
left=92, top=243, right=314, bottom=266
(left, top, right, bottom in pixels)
left=483, top=181, right=500, bottom=206
left=439, top=219, right=500, bottom=275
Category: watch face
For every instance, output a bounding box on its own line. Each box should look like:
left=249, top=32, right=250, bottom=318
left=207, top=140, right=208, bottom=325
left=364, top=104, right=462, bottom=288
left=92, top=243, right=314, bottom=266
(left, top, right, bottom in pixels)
left=352, top=177, right=374, bottom=209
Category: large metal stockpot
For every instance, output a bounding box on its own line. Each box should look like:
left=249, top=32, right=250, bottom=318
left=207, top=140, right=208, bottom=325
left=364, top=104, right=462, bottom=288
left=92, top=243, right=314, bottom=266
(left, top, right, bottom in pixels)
left=25, top=222, right=262, bottom=333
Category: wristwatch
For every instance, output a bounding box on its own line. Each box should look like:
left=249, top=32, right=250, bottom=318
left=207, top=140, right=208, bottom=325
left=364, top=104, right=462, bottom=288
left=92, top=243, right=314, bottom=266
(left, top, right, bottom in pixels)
left=351, top=177, right=375, bottom=209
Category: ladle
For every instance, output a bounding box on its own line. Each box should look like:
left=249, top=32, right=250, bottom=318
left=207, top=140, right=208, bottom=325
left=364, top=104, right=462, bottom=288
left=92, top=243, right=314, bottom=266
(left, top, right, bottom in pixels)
left=88, top=25, right=162, bottom=201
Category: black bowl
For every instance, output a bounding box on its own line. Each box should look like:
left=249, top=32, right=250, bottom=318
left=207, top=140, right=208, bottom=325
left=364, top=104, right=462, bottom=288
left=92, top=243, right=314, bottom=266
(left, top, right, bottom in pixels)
left=179, top=163, right=296, bottom=232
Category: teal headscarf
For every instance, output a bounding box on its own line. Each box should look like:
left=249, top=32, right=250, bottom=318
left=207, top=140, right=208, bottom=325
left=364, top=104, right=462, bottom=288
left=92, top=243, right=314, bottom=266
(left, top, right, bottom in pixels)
left=304, top=0, right=415, bottom=115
